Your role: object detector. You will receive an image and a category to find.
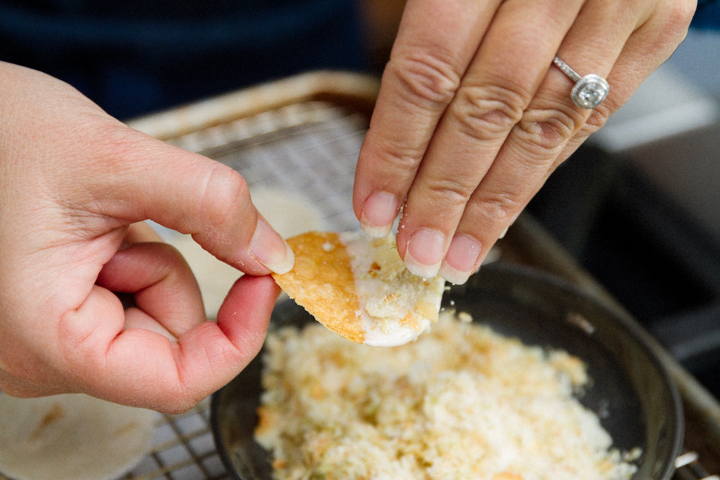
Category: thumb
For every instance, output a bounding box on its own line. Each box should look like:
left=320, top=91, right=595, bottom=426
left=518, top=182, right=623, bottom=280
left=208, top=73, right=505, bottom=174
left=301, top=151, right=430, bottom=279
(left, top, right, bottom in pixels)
left=75, top=122, right=294, bottom=276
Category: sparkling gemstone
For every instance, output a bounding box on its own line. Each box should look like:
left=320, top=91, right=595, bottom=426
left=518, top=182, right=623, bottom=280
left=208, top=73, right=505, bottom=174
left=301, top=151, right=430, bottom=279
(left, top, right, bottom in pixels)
left=578, top=83, right=605, bottom=105
left=571, top=74, right=609, bottom=109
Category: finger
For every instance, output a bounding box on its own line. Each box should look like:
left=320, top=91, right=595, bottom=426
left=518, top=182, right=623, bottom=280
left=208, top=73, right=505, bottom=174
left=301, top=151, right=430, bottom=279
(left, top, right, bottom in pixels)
left=395, top=0, right=583, bottom=278
left=440, top=0, right=686, bottom=285
left=488, top=0, right=695, bottom=265
left=57, top=275, right=279, bottom=413
left=353, top=0, right=503, bottom=237
left=124, top=221, right=163, bottom=243
left=96, top=242, right=205, bottom=338
left=65, top=123, right=293, bottom=276
left=118, top=222, right=171, bottom=337
left=517, top=0, right=694, bottom=223
left=437, top=2, right=629, bottom=284
left=561, top=0, right=695, bottom=157
left=500, top=2, right=694, bottom=250
left=123, top=308, right=177, bottom=341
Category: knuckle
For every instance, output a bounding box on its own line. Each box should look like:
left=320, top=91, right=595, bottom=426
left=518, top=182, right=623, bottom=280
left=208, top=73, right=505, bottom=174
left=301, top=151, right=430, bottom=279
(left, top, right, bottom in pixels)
left=0, top=379, right=35, bottom=398
left=374, top=145, right=426, bottom=176
left=150, top=243, right=190, bottom=275
left=157, top=379, right=204, bottom=415
left=475, top=191, right=521, bottom=223
left=583, top=107, right=611, bottom=135
left=515, top=106, right=583, bottom=152
left=666, top=0, right=696, bottom=31
left=90, top=121, right=150, bottom=167
left=643, top=0, right=695, bottom=53
left=158, top=396, right=198, bottom=415
left=423, top=176, right=479, bottom=211
left=450, top=84, right=526, bottom=142
left=57, top=318, right=103, bottom=367
left=389, top=49, right=462, bottom=110
left=0, top=361, right=26, bottom=383
left=199, top=165, right=250, bottom=230
left=0, top=385, right=26, bottom=397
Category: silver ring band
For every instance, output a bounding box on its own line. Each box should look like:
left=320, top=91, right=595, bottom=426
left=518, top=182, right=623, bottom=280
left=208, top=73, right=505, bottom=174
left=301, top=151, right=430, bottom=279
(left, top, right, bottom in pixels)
left=552, top=56, right=609, bottom=109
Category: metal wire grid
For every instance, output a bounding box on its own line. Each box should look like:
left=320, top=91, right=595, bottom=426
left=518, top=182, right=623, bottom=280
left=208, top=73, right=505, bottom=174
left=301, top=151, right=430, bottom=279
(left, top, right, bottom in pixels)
left=167, top=101, right=367, bottom=232
left=121, top=399, right=228, bottom=480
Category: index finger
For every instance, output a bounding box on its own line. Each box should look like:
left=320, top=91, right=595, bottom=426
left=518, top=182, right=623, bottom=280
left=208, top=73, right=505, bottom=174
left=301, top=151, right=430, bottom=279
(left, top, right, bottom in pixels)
left=353, top=0, right=501, bottom=237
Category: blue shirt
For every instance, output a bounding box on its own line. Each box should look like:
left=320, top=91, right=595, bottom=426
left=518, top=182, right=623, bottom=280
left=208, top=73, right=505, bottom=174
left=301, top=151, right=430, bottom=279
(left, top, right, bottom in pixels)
left=0, top=0, right=365, bottom=119
left=693, top=0, right=720, bottom=29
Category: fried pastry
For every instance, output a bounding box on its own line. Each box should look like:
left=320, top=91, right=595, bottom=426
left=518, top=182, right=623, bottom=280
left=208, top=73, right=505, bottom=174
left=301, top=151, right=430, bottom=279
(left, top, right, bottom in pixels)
left=272, top=231, right=445, bottom=347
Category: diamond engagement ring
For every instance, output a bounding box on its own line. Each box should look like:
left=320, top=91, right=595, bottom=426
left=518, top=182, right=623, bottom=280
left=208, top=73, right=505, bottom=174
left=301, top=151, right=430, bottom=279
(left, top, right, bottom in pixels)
left=552, top=56, right=609, bottom=109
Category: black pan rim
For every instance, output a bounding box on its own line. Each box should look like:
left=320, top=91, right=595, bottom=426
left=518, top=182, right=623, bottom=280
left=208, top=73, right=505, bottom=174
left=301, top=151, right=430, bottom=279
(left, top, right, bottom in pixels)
left=462, top=262, right=684, bottom=480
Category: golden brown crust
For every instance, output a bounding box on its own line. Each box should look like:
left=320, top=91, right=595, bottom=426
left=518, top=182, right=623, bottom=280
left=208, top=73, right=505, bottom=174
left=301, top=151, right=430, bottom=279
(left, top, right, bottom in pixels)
left=493, top=473, right=524, bottom=480
left=272, top=232, right=364, bottom=343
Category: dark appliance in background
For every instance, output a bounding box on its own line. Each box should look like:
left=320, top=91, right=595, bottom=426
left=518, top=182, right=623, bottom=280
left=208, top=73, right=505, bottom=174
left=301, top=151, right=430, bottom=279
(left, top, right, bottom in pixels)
left=527, top=145, right=720, bottom=399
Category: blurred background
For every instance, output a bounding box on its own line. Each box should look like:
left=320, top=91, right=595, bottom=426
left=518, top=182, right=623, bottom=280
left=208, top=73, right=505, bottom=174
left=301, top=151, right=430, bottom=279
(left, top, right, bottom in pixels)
left=527, top=11, right=720, bottom=400
left=1, top=0, right=718, bottom=400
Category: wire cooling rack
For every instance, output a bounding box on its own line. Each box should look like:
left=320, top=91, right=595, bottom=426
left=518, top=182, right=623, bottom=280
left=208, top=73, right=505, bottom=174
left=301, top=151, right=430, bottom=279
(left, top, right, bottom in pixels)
left=167, top=101, right=366, bottom=233
left=120, top=399, right=228, bottom=480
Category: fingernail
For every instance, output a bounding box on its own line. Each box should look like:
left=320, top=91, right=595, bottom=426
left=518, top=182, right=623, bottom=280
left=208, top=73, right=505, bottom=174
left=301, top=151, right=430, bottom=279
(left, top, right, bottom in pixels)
left=250, top=219, right=294, bottom=274
left=439, top=234, right=482, bottom=285
left=360, top=191, right=398, bottom=238
left=404, top=228, right=445, bottom=278
left=498, top=225, right=509, bottom=239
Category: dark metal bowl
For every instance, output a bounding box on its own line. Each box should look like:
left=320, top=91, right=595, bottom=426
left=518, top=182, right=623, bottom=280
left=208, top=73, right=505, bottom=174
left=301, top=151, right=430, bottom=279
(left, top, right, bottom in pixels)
left=211, top=263, right=684, bottom=480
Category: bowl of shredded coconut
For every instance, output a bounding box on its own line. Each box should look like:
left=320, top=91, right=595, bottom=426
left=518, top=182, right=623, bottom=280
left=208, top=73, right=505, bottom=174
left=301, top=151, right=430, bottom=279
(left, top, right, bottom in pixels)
left=212, top=264, right=683, bottom=480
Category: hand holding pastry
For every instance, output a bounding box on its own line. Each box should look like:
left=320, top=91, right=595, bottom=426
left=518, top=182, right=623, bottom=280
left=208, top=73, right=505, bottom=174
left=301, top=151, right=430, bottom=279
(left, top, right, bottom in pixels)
left=0, top=62, right=292, bottom=413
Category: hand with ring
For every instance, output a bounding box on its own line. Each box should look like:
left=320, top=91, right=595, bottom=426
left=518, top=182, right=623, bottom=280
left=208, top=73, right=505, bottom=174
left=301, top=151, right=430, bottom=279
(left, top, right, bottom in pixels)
left=353, top=0, right=696, bottom=284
